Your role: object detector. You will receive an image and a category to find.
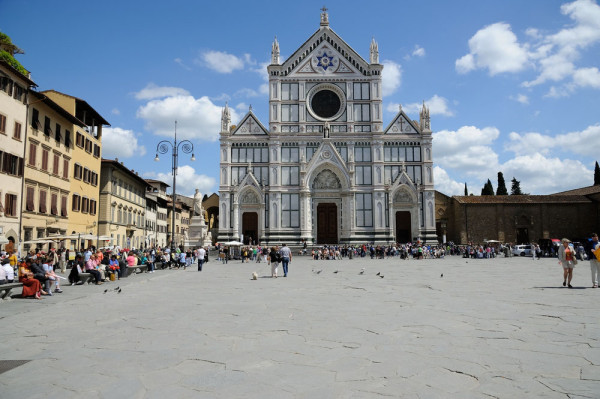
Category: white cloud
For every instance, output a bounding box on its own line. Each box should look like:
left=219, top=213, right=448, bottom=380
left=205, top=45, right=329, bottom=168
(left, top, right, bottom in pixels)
left=387, top=95, right=454, bottom=117
left=234, top=88, right=260, bottom=98
left=136, top=94, right=239, bottom=142
left=502, top=153, right=591, bottom=194
left=456, top=22, right=529, bottom=75
left=198, top=50, right=247, bottom=74
left=381, top=60, right=402, bottom=96
left=505, top=124, right=600, bottom=157
left=174, top=58, right=192, bottom=71
left=145, top=165, right=216, bottom=197
left=510, top=94, right=529, bottom=104
left=433, top=166, right=467, bottom=196
left=111, top=108, right=120, bottom=115
left=134, top=83, right=190, bottom=100
left=102, top=127, right=147, bottom=159
left=412, top=45, right=426, bottom=57
left=573, top=66, right=600, bottom=88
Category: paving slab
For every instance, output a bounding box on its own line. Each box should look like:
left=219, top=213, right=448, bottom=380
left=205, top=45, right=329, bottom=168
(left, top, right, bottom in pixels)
left=0, top=255, right=598, bottom=398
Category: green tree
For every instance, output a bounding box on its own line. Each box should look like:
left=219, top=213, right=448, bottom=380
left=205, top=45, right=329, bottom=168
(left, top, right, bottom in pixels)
left=594, top=161, right=600, bottom=186
left=511, top=177, right=523, bottom=195
left=496, top=172, right=508, bottom=195
left=481, top=179, right=494, bottom=195
left=0, top=31, right=28, bottom=76
left=464, top=182, right=468, bottom=196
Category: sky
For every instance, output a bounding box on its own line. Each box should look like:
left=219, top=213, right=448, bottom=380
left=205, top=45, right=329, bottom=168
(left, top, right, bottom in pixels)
left=2, top=0, right=600, bottom=197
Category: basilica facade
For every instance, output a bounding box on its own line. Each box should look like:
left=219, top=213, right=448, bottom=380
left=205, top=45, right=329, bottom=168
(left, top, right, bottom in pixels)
left=218, top=9, right=437, bottom=246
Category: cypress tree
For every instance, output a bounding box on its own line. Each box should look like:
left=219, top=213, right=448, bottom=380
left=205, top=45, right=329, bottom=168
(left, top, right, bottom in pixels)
left=594, top=161, right=600, bottom=186
left=511, top=177, right=523, bottom=195
left=481, top=179, right=494, bottom=195
left=464, top=182, right=468, bottom=196
left=496, top=172, right=508, bottom=195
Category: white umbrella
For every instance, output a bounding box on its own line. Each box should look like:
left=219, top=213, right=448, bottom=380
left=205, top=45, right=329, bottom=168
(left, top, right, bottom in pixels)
left=224, top=241, right=244, bottom=246
left=98, top=236, right=113, bottom=242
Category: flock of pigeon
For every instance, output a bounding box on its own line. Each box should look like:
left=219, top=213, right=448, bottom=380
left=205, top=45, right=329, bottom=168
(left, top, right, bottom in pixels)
left=311, top=268, right=385, bottom=278
left=103, top=287, right=122, bottom=294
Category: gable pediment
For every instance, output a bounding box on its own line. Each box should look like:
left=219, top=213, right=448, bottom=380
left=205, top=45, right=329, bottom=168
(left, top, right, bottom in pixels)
left=280, top=27, right=371, bottom=77
left=384, top=109, right=421, bottom=135
left=231, top=112, right=269, bottom=136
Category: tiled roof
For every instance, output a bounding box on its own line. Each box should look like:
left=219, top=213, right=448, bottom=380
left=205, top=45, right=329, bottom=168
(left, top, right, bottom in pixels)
left=453, top=195, right=591, bottom=204
left=551, top=185, right=600, bottom=196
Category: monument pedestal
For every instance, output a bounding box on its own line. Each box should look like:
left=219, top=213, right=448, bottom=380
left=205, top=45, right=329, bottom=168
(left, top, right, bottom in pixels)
left=185, top=215, right=212, bottom=250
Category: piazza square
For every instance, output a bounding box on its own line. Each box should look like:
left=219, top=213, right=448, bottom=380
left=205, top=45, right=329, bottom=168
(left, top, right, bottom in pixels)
left=1, top=254, right=598, bottom=398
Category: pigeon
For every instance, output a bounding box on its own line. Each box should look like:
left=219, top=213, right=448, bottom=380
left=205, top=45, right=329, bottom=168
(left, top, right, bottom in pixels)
left=316, top=269, right=322, bottom=274
left=379, top=275, right=384, bottom=278
left=114, top=287, right=120, bottom=291
left=333, top=270, right=339, bottom=274
left=359, top=268, right=365, bottom=275
left=376, top=272, right=381, bottom=276
left=440, top=273, right=443, bottom=278
left=118, top=288, right=122, bottom=293
left=103, top=289, right=108, bottom=293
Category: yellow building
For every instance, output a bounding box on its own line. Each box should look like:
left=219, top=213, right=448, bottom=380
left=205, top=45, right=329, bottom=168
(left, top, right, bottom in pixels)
left=42, top=90, right=109, bottom=248
left=21, top=91, right=83, bottom=252
left=98, top=158, right=149, bottom=250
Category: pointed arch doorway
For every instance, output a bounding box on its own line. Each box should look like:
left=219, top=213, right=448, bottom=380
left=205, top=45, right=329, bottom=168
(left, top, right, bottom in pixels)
left=395, top=211, right=411, bottom=243
left=317, top=203, right=337, bottom=244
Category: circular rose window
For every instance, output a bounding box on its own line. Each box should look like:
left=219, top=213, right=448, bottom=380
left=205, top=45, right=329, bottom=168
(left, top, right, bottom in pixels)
left=306, top=83, right=346, bottom=122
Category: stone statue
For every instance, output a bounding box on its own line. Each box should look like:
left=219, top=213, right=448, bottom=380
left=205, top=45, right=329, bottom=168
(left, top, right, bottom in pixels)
left=193, top=189, right=204, bottom=217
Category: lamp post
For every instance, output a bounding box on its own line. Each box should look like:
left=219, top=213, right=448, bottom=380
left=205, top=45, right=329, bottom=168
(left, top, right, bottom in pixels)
left=154, top=121, right=195, bottom=256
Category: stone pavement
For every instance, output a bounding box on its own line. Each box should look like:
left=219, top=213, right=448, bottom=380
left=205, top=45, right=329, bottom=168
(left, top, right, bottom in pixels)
left=0, top=254, right=598, bottom=398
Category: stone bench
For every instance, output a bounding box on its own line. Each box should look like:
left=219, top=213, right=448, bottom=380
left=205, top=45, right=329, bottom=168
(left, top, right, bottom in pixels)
left=124, top=265, right=149, bottom=277
left=0, top=282, right=24, bottom=299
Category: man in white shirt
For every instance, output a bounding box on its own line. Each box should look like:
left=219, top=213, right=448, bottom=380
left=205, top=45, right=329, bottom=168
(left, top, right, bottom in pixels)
left=279, top=243, right=292, bottom=277
left=197, top=247, right=206, bottom=271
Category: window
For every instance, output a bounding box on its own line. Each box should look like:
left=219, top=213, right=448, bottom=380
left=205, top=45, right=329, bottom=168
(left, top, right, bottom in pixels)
left=55, top=123, right=61, bottom=143
left=281, top=147, right=299, bottom=163
left=72, top=194, right=81, bottom=212
left=281, top=104, right=299, bottom=122
left=353, top=104, right=370, bottom=122
left=50, top=193, right=58, bottom=215
left=1, top=152, right=23, bottom=176
left=39, top=190, right=47, bottom=213
left=65, top=130, right=71, bottom=148
left=231, top=146, right=269, bottom=163
left=31, top=108, right=41, bottom=130
left=354, top=147, right=372, bottom=162
left=4, top=193, right=17, bottom=217
left=0, top=74, right=11, bottom=94
left=81, top=197, right=89, bottom=214
left=281, top=166, right=299, bottom=185
left=0, top=114, right=6, bottom=134
left=53, top=154, right=60, bottom=175
left=89, top=199, right=97, bottom=215
left=306, top=146, right=319, bottom=161
left=335, top=145, right=348, bottom=162
left=353, top=83, right=370, bottom=100
left=356, top=193, right=373, bottom=227
left=41, top=149, right=49, bottom=171
left=61, top=195, right=68, bottom=217
left=83, top=168, right=90, bottom=183
left=26, top=186, right=35, bottom=211
left=84, top=139, right=92, bottom=153
left=76, top=132, right=84, bottom=148
left=63, top=159, right=69, bottom=179
left=13, top=122, right=21, bottom=140
left=73, top=164, right=82, bottom=180
left=28, top=143, right=37, bottom=167
left=355, top=166, right=372, bottom=185
left=12, top=84, right=25, bottom=103
left=44, top=116, right=52, bottom=137
left=93, top=144, right=100, bottom=158
left=281, top=193, right=299, bottom=228
left=253, top=166, right=269, bottom=185
left=281, top=83, right=299, bottom=100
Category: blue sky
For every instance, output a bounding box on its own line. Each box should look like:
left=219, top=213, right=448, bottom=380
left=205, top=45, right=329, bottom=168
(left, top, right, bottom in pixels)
left=2, top=0, right=600, bottom=196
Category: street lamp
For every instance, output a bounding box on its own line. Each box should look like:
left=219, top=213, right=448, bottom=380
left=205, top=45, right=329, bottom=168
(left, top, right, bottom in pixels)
left=154, top=121, right=195, bottom=256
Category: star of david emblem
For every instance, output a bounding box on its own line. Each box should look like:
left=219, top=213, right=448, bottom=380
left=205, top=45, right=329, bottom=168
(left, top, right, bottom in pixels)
left=316, top=52, right=334, bottom=71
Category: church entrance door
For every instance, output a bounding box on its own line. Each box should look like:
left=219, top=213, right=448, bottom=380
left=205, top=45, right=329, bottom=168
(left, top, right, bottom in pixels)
left=395, top=211, right=411, bottom=243
left=317, top=203, right=338, bottom=244
left=242, top=212, right=258, bottom=245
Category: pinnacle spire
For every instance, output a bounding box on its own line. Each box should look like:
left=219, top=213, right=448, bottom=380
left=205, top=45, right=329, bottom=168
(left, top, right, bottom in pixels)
left=271, top=36, right=280, bottom=64
left=320, top=6, right=329, bottom=26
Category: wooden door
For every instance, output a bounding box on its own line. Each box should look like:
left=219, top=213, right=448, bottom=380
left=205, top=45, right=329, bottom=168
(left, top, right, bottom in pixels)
left=242, top=212, right=258, bottom=245
left=317, top=203, right=338, bottom=244
left=395, top=211, right=411, bottom=243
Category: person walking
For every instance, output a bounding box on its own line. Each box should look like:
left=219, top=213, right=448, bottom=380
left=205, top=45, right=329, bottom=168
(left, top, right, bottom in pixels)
left=585, top=233, right=600, bottom=288
left=197, top=247, right=206, bottom=271
left=269, top=246, right=280, bottom=278
left=279, top=243, right=292, bottom=277
left=558, top=238, right=577, bottom=288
